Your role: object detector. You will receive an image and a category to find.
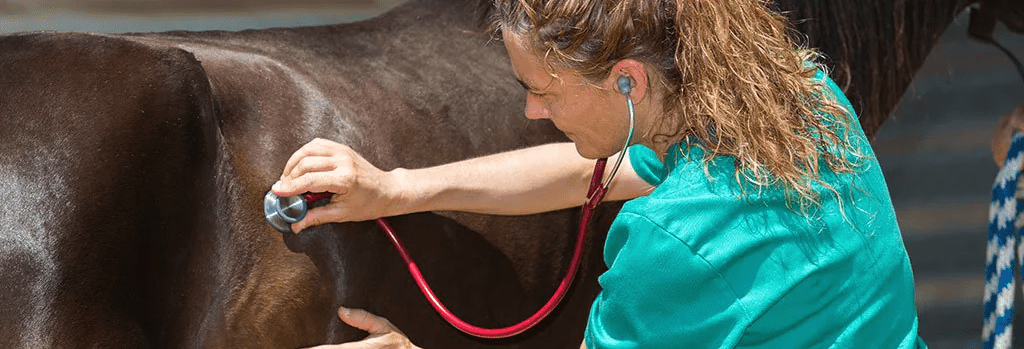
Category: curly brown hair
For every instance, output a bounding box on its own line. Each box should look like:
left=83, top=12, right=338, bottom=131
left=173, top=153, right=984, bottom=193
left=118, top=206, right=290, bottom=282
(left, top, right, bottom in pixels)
left=493, top=0, right=862, bottom=203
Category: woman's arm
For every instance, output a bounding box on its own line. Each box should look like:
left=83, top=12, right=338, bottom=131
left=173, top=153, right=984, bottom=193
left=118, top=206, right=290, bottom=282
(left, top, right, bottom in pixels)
left=393, top=141, right=650, bottom=215
left=272, top=139, right=652, bottom=232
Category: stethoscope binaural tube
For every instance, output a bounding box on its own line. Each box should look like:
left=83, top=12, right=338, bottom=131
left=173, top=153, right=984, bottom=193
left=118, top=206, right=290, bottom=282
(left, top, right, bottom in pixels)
left=603, top=75, right=636, bottom=189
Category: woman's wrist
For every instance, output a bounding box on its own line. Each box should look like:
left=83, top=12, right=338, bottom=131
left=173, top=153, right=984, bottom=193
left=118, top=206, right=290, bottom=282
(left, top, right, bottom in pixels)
left=383, top=167, right=433, bottom=217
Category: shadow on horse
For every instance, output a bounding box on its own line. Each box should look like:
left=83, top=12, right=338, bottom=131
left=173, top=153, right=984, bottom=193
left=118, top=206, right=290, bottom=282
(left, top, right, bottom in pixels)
left=0, top=0, right=1021, bottom=347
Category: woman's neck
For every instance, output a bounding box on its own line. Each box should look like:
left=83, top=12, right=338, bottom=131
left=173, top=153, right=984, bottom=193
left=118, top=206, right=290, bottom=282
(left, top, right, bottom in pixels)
left=633, top=89, right=680, bottom=161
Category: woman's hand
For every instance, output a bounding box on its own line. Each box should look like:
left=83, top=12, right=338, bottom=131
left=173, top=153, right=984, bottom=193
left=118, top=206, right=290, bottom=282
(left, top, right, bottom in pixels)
left=273, top=138, right=400, bottom=233
left=306, top=307, right=421, bottom=349
left=992, top=105, right=1024, bottom=169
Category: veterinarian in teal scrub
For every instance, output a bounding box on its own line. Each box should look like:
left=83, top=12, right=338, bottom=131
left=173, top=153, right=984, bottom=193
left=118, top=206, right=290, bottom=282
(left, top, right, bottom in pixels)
left=275, top=0, right=926, bottom=347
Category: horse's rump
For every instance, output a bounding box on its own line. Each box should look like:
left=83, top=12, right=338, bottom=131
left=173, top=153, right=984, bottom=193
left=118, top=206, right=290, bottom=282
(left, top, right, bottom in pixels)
left=0, top=30, right=218, bottom=347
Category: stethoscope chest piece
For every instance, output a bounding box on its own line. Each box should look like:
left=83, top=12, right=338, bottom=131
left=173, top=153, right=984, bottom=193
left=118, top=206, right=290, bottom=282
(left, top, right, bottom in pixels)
left=263, top=190, right=309, bottom=233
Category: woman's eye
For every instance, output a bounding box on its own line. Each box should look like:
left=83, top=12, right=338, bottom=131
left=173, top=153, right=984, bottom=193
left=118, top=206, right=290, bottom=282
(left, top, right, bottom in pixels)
left=528, top=89, right=550, bottom=97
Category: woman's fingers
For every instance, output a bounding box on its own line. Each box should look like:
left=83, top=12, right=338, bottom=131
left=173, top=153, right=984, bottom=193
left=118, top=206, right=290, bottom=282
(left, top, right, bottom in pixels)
left=290, top=201, right=350, bottom=233
left=301, top=307, right=419, bottom=349
left=338, top=307, right=402, bottom=336
left=275, top=139, right=361, bottom=197
left=286, top=155, right=338, bottom=180
left=274, top=170, right=350, bottom=198
left=281, top=138, right=347, bottom=179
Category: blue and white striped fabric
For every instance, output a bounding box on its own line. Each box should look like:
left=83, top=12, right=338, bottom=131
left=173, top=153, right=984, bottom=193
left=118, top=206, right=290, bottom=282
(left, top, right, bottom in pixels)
left=985, top=132, right=1024, bottom=349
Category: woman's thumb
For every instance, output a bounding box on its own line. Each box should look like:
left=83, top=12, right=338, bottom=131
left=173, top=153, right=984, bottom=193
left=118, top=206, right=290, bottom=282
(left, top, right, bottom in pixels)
left=338, top=307, right=395, bottom=335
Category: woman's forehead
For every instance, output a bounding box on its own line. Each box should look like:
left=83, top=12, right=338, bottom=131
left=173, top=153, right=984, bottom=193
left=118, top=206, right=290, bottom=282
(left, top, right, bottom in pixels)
left=504, top=32, right=591, bottom=90
left=504, top=33, right=552, bottom=86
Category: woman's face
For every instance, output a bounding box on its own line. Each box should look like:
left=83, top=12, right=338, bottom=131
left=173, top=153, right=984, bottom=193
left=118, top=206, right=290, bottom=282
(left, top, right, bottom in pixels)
left=503, top=32, right=632, bottom=159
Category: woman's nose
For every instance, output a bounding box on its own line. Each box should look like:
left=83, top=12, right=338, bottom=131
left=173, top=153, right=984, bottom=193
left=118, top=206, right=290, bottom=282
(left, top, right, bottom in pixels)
left=524, top=94, right=550, bottom=120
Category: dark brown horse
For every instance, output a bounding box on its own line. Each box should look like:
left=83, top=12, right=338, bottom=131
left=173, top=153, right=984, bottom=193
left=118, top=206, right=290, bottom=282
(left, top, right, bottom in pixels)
left=0, top=0, right=1021, bottom=347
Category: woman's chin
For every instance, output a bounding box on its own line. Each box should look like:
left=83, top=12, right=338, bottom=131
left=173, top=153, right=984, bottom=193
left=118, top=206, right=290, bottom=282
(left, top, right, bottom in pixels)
left=572, top=142, right=619, bottom=160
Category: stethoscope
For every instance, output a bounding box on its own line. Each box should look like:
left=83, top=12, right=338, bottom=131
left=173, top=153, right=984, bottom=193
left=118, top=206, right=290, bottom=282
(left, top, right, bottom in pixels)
left=264, top=75, right=636, bottom=338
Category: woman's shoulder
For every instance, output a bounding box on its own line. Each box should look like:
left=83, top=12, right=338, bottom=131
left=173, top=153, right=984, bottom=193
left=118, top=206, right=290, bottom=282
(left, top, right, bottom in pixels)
left=621, top=138, right=894, bottom=246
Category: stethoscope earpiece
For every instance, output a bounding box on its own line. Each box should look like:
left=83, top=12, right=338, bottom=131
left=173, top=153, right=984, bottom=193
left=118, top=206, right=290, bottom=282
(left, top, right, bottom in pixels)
left=616, top=75, right=632, bottom=95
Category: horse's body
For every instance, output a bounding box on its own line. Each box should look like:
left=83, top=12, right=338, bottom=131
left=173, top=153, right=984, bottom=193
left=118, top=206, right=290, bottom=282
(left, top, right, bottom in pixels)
left=0, top=0, right=1021, bottom=347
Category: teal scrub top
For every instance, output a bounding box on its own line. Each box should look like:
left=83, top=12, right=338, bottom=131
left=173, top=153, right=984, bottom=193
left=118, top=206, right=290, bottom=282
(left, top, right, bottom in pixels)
left=584, top=71, right=925, bottom=348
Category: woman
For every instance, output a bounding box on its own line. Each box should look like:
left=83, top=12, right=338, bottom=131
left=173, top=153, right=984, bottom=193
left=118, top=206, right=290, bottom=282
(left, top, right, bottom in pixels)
left=274, top=0, right=925, bottom=347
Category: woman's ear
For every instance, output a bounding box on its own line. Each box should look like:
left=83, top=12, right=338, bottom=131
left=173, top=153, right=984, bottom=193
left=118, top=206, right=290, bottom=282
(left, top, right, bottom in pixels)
left=607, top=59, right=649, bottom=103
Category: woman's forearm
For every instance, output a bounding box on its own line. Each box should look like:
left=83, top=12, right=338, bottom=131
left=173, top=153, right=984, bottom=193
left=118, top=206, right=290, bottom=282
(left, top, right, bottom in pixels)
left=388, top=142, right=647, bottom=216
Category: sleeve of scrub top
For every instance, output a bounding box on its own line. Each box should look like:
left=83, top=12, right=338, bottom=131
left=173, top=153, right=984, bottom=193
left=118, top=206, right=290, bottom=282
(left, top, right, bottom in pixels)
left=584, top=212, right=751, bottom=349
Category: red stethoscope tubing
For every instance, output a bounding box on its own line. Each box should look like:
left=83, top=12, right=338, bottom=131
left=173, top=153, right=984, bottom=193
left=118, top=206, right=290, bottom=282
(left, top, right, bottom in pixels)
left=304, top=158, right=608, bottom=339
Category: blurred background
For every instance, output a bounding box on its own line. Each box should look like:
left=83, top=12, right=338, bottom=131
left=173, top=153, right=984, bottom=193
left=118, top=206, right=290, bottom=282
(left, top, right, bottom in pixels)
left=1, top=1, right=1023, bottom=348
left=0, top=0, right=399, bottom=32
left=0, top=0, right=389, bottom=13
